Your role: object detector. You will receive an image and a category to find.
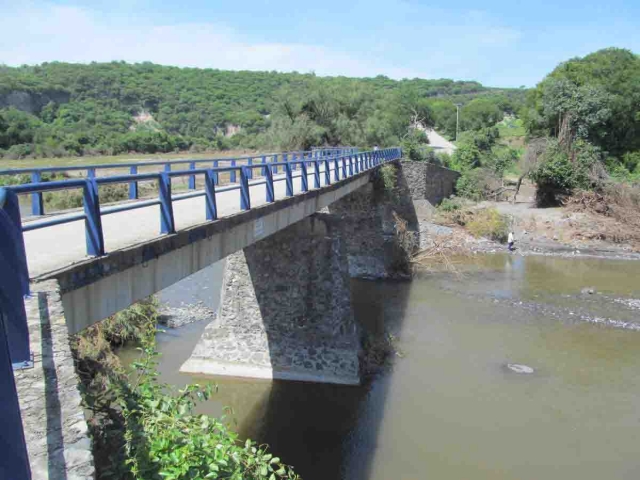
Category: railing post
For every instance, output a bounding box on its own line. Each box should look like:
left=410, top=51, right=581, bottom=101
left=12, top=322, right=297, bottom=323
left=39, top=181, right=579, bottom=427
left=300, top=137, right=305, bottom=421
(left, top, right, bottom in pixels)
left=0, top=187, right=31, bottom=363
left=230, top=160, right=237, bottom=183
left=324, top=159, right=331, bottom=185
left=285, top=162, right=293, bottom=197
left=265, top=164, right=275, bottom=203
left=261, top=156, right=267, bottom=176
left=164, top=163, right=171, bottom=173
left=354, top=154, right=360, bottom=174
left=83, top=178, right=105, bottom=257
left=213, top=160, right=219, bottom=185
left=240, top=166, right=251, bottom=210
left=334, top=158, right=340, bottom=181
left=273, top=154, right=278, bottom=174
left=291, top=153, right=297, bottom=171
left=88, top=167, right=96, bottom=179
left=189, top=162, right=196, bottom=190
left=159, top=172, right=175, bottom=234
left=204, top=170, right=217, bottom=221
left=300, top=161, right=309, bottom=192
left=314, top=160, right=321, bottom=188
left=349, top=156, right=354, bottom=176
left=30, top=171, right=43, bottom=216
left=0, top=321, right=32, bottom=480
left=247, top=158, right=253, bottom=180
left=342, top=157, right=347, bottom=178
left=129, top=165, right=139, bottom=199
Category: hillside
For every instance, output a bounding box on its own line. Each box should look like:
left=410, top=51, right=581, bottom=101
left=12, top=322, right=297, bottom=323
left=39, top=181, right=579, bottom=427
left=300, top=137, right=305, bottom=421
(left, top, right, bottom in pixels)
left=0, top=62, right=526, bottom=158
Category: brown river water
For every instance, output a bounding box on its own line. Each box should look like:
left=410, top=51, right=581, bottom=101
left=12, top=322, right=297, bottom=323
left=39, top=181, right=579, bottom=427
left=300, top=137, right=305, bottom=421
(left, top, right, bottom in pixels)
left=119, top=254, right=640, bottom=480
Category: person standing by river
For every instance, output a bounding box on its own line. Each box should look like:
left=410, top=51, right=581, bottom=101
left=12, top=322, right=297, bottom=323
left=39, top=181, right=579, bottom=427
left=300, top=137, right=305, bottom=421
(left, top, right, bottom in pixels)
left=508, top=231, right=515, bottom=251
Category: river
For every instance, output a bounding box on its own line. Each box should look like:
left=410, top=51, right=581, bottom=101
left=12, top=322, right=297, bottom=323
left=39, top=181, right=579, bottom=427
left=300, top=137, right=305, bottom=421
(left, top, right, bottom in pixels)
left=119, top=254, right=640, bottom=480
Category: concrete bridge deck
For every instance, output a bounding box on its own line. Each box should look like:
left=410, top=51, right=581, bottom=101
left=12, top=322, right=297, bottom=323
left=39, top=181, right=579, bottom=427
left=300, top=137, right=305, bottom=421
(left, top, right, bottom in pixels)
left=25, top=164, right=340, bottom=278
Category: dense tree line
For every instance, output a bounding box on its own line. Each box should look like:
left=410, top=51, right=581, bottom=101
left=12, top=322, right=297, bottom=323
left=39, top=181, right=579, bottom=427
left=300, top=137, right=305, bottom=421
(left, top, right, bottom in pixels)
left=522, top=48, right=640, bottom=202
left=0, top=61, right=524, bottom=159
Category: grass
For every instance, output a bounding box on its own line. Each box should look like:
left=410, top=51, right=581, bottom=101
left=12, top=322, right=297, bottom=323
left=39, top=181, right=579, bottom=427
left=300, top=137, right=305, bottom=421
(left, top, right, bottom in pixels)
left=0, top=148, right=271, bottom=170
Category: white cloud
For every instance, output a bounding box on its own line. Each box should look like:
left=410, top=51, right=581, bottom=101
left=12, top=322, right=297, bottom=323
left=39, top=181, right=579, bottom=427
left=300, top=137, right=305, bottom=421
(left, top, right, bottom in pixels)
left=0, top=4, right=430, bottom=79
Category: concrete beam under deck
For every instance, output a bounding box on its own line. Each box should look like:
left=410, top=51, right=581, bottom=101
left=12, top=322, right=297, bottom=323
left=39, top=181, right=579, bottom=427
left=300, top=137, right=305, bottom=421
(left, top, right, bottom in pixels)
left=40, top=172, right=373, bottom=333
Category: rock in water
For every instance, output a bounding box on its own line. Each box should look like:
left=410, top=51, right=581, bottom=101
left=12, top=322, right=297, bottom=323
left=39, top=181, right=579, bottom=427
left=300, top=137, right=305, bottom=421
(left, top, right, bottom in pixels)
left=506, top=363, right=534, bottom=374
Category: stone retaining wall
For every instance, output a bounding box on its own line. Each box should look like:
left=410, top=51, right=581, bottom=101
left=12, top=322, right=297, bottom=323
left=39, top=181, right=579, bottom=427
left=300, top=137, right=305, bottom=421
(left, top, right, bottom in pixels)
left=15, top=280, right=95, bottom=480
left=400, top=160, right=460, bottom=206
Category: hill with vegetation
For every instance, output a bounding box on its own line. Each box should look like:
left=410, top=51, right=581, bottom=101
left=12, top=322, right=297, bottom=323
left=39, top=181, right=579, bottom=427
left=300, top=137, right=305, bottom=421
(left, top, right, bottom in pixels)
left=0, top=62, right=525, bottom=159
left=521, top=47, right=640, bottom=201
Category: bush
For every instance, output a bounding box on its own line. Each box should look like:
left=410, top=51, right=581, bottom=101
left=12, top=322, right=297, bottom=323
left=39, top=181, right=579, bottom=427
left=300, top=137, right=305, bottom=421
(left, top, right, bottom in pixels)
left=456, top=168, right=501, bottom=201
left=401, top=128, right=430, bottom=161
left=4, top=143, right=35, bottom=159
left=466, top=208, right=509, bottom=242
left=438, top=197, right=463, bottom=212
left=45, top=183, right=129, bottom=211
left=530, top=138, right=604, bottom=206
left=122, top=341, right=300, bottom=480
left=375, top=163, right=397, bottom=194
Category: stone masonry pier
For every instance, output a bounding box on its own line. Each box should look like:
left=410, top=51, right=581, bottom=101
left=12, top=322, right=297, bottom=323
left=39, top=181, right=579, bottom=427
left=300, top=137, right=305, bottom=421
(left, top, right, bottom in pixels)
left=182, top=161, right=460, bottom=384
left=181, top=216, right=360, bottom=384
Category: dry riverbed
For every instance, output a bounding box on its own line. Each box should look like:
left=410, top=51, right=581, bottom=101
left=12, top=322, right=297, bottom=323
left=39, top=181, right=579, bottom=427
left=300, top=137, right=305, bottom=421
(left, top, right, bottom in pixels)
left=420, top=184, right=640, bottom=265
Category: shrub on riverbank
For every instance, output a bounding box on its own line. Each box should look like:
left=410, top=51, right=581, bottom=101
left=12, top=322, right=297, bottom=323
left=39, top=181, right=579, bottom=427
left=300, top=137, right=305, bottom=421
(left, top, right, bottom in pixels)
left=72, top=298, right=299, bottom=480
left=466, top=208, right=509, bottom=243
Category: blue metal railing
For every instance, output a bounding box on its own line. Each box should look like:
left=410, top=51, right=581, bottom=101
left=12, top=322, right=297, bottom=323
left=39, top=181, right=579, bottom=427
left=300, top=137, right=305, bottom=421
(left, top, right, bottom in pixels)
left=4, top=147, right=400, bottom=258
left=0, top=148, right=359, bottom=217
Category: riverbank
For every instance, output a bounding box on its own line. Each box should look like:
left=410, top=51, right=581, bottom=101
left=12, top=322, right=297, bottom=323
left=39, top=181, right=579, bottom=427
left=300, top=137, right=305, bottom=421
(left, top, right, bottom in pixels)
left=422, top=182, right=640, bottom=264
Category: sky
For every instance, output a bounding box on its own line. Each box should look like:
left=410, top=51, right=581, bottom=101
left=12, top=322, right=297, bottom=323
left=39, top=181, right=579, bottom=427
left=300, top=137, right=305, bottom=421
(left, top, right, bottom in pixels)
left=0, top=0, right=638, bottom=87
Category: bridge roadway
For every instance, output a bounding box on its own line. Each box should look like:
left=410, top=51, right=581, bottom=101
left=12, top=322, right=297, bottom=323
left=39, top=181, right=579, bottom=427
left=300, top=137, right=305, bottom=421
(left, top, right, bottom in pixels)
left=16, top=149, right=402, bottom=333
left=25, top=163, right=347, bottom=278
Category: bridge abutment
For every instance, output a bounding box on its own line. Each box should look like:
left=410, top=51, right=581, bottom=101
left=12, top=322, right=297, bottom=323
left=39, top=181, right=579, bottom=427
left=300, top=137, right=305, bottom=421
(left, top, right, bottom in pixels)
left=181, top=216, right=360, bottom=385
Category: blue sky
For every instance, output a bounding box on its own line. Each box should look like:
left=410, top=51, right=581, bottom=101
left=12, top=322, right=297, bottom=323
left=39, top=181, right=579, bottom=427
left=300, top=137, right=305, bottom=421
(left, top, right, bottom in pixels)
left=1, top=0, right=638, bottom=87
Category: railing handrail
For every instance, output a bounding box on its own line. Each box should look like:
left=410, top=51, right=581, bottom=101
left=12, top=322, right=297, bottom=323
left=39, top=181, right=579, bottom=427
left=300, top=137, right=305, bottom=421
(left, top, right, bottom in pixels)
left=4, top=147, right=401, bottom=256
left=1, top=147, right=360, bottom=217
left=0, top=147, right=359, bottom=176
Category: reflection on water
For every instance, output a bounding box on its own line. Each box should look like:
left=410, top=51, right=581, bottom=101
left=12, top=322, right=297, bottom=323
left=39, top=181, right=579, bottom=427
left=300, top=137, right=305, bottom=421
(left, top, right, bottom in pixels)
left=119, top=255, right=640, bottom=480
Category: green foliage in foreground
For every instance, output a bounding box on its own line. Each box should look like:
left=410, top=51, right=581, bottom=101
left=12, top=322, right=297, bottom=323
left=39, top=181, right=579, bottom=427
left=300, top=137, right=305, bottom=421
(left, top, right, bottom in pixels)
left=121, top=336, right=300, bottom=480
left=73, top=299, right=299, bottom=480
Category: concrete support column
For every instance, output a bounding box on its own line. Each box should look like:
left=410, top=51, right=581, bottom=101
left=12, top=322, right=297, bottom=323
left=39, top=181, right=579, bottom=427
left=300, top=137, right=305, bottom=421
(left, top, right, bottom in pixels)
left=181, top=216, right=360, bottom=385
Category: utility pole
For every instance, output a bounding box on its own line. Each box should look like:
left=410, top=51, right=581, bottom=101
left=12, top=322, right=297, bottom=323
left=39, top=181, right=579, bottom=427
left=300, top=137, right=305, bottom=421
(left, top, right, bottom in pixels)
left=455, top=103, right=462, bottom=141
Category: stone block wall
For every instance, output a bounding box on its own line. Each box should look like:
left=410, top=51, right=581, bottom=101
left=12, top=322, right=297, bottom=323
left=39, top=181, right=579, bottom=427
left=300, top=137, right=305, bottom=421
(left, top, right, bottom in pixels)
left=15, top=280, right=95, bottom=480
left=400, top=160, right=460, bottom=206
left=182, top=216, right=360, bottom=385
